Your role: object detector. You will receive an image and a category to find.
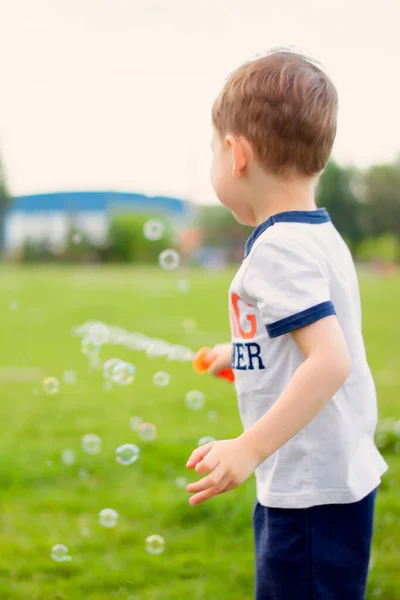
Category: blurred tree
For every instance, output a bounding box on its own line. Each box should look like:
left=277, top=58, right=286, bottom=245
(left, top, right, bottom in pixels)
left=0, top=153, right=12, bottom=253
left=317, top=160, right=363, bottom=251
left=108, top=213, right=173, bottom=263
left=357, top=234, right=399, bottom=263
left=362, top=163, right=400, bottom=239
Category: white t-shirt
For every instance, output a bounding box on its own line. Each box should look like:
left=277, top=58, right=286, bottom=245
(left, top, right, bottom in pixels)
left=229, top=208, right=388, bottom=509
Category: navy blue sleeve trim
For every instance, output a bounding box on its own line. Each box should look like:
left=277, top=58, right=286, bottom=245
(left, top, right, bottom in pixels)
left=266, top=301, right=336, bottom=338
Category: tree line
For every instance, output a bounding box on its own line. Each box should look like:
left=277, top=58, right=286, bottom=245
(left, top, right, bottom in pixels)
left=195, top=159, right=400, bottom=264
left=1, top=154, right=400, bottom=263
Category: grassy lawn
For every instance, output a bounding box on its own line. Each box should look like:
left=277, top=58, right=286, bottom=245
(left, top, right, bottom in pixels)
left=0, top=266, right=398, bottom=599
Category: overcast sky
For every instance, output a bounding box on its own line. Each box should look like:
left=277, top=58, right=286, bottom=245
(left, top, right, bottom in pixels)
left=1, top=0, right=399, bottom=203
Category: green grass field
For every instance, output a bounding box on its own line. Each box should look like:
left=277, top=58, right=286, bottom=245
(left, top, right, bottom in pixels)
left=0, top=266, right=399, bottom=600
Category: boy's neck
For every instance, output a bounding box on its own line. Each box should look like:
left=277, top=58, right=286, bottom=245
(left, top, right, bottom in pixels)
left=250, top=174, right=318, bottom=226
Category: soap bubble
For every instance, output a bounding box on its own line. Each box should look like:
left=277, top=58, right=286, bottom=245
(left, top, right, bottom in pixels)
left=368, top=552, right=376, bottom=572
left=145, top=534, right=165, bottom=555
left=144, top=219, right=165, bottom=241
left=177, top=279, right=190, bottom=293
left=45, top=460, right=53, bottom=467
left=115, top=443, right=140, bottom=465
left=381, top=417, right=395, bottom=431
left=82, top=433, right=102, bottom=455
left=88, top=355, right=102, bottom=373
left=185, top=390, right=205, bottom=411
left=72, top=232, right=82, bottom=244
left=183, top=318, right=197, bottom=333
left=99, top=508, right=118, bottom=528
left=103, top=359, right=135, bottom=385
left=375, top=432, right=388, bottom=449
left=87, top=322, right=109, bottom=345
left=138, top=423, right=156, bottom=441
left=42, top=377, right=60, bottom=396
left=130, top=416, right=143, bottom=431
left=124, top=333, right=149, bottom=350
left=153, top=371, right=170, bottom=387
left=103, top=358, right=121, bottom=379
left=167, top=345, right=194, bottom=362
left=61, top=449, right=76, bottom=466
left=207, top=410, right=218, bottom=421
left=51, top=544, right=71, bottom=562
left=81, top=337, right=101, bottom=357
left=159, top=249, right=180, bottom=270
left=111, top=361, right=135, bottom=386
left=198, top=436, right=216, bottom=446
left=146, top=340, right=170, bottom=358
left=175, top=476, right=188, bottom=488
left=63, top=370, right=77, bottom=385
left=9, top=300, right=18, bottom=312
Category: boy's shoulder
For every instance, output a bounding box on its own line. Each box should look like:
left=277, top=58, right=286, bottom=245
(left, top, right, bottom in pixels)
left=245, top=208, right=332, bottom=258
left=247, top=219, right=330, bottom=263
left=238, top=219, right=351, bottom=300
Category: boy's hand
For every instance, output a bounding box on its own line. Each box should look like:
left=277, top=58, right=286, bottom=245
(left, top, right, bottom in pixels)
left=186, top=437, right=259, bottom=505
left=207, top=343, right=232, bottom=376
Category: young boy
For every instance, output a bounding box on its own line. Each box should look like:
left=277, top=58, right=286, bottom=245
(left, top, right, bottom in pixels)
left=186, top=49, right=388, bottom=599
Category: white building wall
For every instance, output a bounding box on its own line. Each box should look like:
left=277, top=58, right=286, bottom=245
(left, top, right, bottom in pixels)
left=5, top=212, right=108, bottom=251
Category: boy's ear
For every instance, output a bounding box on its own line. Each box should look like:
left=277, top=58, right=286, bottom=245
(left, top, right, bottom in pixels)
left=226, top=135, right=250, bottom=177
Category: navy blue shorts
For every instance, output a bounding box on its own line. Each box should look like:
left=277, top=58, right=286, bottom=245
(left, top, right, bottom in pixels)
left=253, top=488, right=377, bottom=600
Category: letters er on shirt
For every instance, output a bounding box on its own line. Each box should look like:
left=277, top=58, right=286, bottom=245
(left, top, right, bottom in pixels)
left=230, top=292, right=265, bottom=371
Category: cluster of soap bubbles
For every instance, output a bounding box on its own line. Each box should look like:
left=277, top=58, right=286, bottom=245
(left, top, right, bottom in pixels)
left=29, top=217, right=224, bottom=572
left=72, top=321, right=195, bottom=363
left=50, top=419, right=165, bottom=561
left=97, top=510, right=166, bottom=554
left=43, top=219, right=220, bottom=566
left=47, top=381, right=213, bottom=565
left=375, top=418, right=400, bottom=454
left=52, top=520, right=165, bottom=560
left=142, top=218, right=180, bottom=271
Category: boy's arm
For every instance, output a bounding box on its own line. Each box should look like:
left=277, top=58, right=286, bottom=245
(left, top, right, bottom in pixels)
left=186, top=315, right=351, bottom=505
left=240, top=314, right=351, bottom=463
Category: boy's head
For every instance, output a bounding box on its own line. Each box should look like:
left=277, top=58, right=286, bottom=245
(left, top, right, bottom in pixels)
left=210, top=49, right=338, bottom=225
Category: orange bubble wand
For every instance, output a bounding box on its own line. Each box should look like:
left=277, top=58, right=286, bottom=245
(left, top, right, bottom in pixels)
left=193, top=347, right=235, bottom=382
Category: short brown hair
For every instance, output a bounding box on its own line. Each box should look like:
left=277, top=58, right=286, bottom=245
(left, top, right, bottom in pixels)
left=212, top=49, right=338, bottom=176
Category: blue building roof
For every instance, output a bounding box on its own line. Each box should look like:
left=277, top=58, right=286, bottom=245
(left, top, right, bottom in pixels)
left=10, top=191, right=188, bottom=215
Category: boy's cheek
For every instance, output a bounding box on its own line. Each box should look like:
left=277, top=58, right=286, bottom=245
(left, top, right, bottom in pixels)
left=211, top=173, right=229, bottom=206
left=210, top=165, right=256, bottom=226
left=210, top=161, right=222, bottom=197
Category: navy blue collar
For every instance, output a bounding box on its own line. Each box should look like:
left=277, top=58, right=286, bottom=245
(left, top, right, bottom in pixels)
left=245, top=208, right=330, bottom=257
